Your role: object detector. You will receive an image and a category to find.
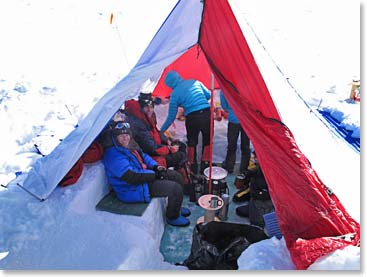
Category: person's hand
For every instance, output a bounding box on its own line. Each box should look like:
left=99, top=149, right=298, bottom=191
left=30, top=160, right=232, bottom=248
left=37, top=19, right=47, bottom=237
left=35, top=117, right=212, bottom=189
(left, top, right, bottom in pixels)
left=171, top=140, right=186, bottom=152
left=167, top=138, right=173, bottom=146
left=170, top=145, right=179, bottom=153
left=154, top=165, right=167, bottom=180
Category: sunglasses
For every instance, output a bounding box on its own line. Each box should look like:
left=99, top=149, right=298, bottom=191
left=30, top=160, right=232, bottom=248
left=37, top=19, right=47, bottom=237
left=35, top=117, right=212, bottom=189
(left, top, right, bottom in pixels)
left=141, top=98, right=154, bottom=107
left=114, top=122, right=130, bottom=130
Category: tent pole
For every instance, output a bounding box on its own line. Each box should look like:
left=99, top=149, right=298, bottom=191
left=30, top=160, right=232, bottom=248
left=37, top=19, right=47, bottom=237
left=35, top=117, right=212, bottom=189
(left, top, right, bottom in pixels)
left=16, top=183, right=45, bottom=202
left=207, top=73, right=215, bottom=194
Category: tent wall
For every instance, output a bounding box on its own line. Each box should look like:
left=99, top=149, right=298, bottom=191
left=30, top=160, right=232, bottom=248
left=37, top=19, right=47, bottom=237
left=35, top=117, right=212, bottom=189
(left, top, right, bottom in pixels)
left=199, top=0, right=359, bottom=269
left=135, top=0, right=202, bottom=68
left=229, top=0, right=360, bottom=223
left=20, top=68, right=157, bottom=200
left=152, top=44, right=219, bottom=98
left=20, top=0, right=203, bottom=200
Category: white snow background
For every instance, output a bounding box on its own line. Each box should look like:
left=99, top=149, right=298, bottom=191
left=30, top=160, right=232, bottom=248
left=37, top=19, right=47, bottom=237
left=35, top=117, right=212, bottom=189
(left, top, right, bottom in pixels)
left=0, top=0, right=362, bottom=274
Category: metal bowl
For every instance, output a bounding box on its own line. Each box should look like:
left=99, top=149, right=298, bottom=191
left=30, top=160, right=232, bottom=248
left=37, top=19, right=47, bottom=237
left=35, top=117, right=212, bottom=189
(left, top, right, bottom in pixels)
left=203, top=166, right=228, bottom=180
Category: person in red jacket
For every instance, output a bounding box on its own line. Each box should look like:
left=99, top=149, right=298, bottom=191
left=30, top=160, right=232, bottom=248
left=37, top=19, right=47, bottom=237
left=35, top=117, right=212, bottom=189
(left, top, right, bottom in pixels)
left=125, top=93, right=191, bottom=187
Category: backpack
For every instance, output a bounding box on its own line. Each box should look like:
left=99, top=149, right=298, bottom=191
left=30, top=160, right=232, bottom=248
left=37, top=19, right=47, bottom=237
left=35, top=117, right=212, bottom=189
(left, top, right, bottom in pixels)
left=182, top=221, right=268, bottom=270
left=246, top=166, right=274, bottom=227
left=58, top=158, right=84, bottom=187
left=249, top=167, right=271, bottom=201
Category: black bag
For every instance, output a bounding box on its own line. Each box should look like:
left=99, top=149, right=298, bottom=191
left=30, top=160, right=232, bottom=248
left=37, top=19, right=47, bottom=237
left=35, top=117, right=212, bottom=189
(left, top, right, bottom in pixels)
left=182, top=221, right=268, bottom=270
left=248, top=199, right=275, bottom=228
left=232, top=187, right=251, bottom=203
left=249, top=167, right=271, bottom=201
left=235, top=204, right=250, bottom=217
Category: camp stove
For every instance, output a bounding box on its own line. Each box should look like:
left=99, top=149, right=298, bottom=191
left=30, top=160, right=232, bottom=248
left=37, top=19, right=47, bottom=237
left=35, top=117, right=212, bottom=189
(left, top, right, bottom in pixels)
left=196, top=194, right=224, bottom=224
left=203, top=166, right=228, bottom=196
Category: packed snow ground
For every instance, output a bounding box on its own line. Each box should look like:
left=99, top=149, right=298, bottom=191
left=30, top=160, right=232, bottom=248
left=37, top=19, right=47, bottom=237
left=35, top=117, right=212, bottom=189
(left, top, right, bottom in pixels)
left=0, top=0, right=361, bottom=272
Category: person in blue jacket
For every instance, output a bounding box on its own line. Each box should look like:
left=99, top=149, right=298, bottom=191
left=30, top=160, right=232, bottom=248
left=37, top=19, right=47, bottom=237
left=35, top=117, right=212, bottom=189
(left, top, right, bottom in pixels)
left=103, top=121, right=191, bottom=227
left=220, top=91, right=251, bottom=174
left=161, top=70, right=212, bottom=175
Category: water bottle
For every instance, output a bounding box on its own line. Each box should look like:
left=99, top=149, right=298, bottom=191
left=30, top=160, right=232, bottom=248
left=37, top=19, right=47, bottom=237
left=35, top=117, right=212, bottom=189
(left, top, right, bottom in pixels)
left=218, top=193, right=230, bottom=221
left=219, top=179, right=228, bottom=195
left=189, top=179, right=198, bottom=202
left=212, top=180, right=220, bottom=196
left=195, top=180, right=202, bottom=204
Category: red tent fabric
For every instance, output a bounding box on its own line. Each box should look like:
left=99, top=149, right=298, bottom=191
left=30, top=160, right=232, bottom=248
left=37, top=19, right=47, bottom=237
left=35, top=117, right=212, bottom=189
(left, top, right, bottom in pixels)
left=199, top=0, right=359, bottom=269
left=153, top=0, right=359, bottom=269
left=152, top=44, right=219, bottom=98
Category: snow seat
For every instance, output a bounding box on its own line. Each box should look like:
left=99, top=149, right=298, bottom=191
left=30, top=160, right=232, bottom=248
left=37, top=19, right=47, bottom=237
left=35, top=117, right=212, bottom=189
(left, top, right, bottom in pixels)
left=96, top=190, right=149, bottom=216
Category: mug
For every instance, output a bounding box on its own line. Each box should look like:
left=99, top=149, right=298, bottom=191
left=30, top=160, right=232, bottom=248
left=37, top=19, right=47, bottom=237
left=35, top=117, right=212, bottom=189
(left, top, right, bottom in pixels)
left=209, top=196, right=223, bottom=208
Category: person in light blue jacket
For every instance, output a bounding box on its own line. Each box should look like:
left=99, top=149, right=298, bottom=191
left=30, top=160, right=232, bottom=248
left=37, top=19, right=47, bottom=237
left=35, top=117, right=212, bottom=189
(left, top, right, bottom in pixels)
left=161, top=70, right=212, bottom=174
left=103, top=121, right=191, bottom=227
left=220, top=91, right=251, bottom=174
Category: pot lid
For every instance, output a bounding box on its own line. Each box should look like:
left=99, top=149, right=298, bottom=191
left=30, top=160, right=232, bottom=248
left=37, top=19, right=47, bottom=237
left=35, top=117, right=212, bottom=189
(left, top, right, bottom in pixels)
left=203, top=166, right=228, bottom=180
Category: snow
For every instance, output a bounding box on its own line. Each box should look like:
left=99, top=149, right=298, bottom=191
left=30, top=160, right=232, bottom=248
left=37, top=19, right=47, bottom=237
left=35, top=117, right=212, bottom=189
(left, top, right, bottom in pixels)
left=0, top=0, right=361, bottom=273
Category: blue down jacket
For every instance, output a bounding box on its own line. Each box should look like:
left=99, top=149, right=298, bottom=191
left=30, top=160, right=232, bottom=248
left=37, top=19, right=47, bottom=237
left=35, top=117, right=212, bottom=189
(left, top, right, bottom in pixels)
left=103, top=143, right=158, bottom=203
left=161, top=70, right=211, bottom=131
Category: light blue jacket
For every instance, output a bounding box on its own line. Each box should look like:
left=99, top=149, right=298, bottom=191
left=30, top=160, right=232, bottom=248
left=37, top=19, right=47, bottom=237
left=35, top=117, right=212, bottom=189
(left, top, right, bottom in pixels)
left=161, top=70, right=211, bottom=131
left=220, top=90, right=239, bottom=124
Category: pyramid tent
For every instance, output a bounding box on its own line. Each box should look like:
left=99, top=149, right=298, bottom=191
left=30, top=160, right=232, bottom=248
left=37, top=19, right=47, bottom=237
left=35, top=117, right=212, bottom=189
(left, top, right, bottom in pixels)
left=20, top=0, right=359, bottom=269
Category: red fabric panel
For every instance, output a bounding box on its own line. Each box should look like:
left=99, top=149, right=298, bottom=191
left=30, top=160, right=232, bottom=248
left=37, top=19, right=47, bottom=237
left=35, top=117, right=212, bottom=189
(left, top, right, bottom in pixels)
left=152, top=44, right=219, bottom=98
left=200, top=0, right=359, bottom=269
left=81, top=142, right=104, bottom=163
left=58, top=158, right=83, bottom=187
left=200, top=1, right=280, bottom=120
left=290, top=235, right=359, bottom=269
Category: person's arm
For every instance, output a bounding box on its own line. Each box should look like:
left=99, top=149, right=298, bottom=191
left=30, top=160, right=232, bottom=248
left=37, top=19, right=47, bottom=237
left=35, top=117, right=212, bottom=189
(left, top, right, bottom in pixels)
left=134, top=123, right=176, bottom=155
left=155, top=145, right=178, bottom=155
left=142, top=151, right=158, bottom=169
left=159, top=131, right=169, bottom=145
left=160, top=96, right=179, bottom=132
left=106, top=153, right=156, bottom=184
left=120, top=169, right=156, bottom=184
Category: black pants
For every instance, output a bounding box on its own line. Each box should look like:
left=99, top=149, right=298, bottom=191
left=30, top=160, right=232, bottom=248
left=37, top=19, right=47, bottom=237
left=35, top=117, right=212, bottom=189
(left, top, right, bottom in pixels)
left=148, top=169, right=184, bottom=219
left=224, top=121, right=250, bottom=172
left=185, top=108, right=211, bottom=163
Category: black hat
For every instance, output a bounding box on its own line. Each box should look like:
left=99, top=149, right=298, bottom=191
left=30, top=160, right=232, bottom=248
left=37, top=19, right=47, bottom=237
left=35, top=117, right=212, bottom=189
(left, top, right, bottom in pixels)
left=112, top=121, right=131, bottom=136
left=138, top=93, right=154, bottom=108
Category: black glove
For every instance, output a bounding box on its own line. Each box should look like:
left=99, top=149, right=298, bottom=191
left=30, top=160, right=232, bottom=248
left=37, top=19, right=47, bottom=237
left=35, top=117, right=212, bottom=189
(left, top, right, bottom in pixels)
left=171, top=140, right=186, bottom=153
left=154, top=165, right=167, bottom=180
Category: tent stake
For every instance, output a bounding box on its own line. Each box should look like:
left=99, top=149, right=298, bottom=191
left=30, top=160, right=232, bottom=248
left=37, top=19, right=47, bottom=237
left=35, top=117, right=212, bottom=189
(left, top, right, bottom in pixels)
left=16, top=183, right=45, bottom=202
